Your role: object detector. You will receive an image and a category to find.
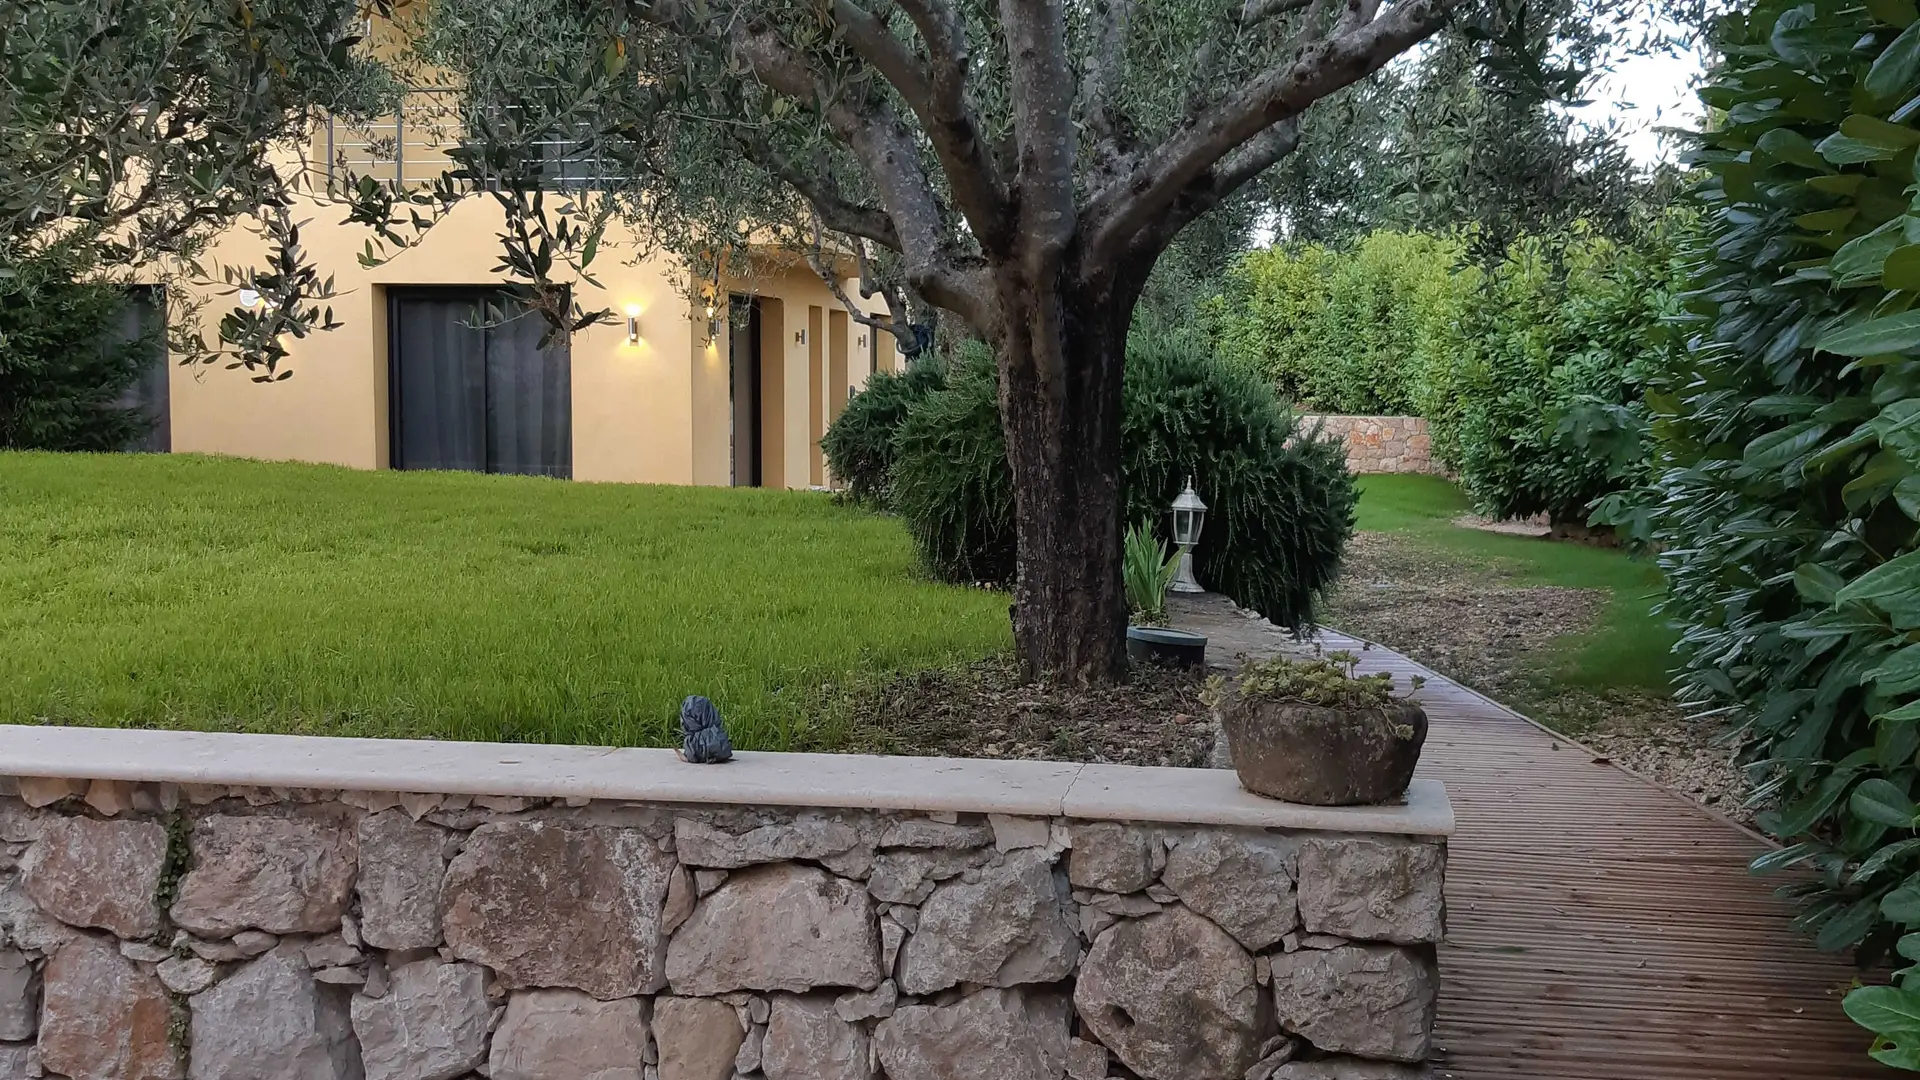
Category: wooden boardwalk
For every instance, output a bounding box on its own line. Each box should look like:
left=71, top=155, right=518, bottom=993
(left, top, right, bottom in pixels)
left=1171, top=594, right=1891, bottom=1080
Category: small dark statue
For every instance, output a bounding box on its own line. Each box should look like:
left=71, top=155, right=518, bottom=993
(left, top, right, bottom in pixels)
left=677, top=695, right=734, bottom=764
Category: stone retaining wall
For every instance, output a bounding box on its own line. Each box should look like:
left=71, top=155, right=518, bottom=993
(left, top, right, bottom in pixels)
left=0, top=728, right=1449, bottom=1080
left=1298, top=415, right=1443, bottom=476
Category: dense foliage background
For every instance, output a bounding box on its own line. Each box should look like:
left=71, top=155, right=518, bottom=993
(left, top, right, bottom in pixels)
left=1212, top=222, right=1682, bottom=524
left=0, top=255, right=157, bottom=452
left=1586, top=0, right=1920, bottom=1063
left=833, top=335, right=1357, bottom=630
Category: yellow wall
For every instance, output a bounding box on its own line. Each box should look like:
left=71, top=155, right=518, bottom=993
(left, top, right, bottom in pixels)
left=168, top=196, right=890, bottom=488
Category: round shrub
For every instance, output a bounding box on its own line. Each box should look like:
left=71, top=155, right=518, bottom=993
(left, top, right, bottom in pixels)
left=1121, top=330, right=1355, bottom=631
left=821, top=361, right=946, bottom=506
left=888, top=342, right=1016, bottom=585
left=888, top=333, right=1357, bottom=631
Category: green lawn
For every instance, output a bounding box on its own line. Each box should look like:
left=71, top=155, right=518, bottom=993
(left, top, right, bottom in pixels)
left=0, top=452, right=1010, bottom=748
left=1350, top=474, right=1676, bottom=694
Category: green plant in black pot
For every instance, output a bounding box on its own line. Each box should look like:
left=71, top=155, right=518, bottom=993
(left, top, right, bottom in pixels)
left=1122, top=521, right=1177, bottom=626
left=1206, top=650, right=1428, bottom=805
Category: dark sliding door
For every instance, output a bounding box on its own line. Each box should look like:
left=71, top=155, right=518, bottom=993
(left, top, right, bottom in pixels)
left=729, top=295, right=762, bottom=487
left=388, top=289, right=570, bottom=478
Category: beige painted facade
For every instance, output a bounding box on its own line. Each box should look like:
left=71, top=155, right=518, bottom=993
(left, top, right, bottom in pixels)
left=165, top=193, right=897, bottom=488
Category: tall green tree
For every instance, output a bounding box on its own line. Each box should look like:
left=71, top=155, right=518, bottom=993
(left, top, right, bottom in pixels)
left=0, top=0, right=400, bottom=371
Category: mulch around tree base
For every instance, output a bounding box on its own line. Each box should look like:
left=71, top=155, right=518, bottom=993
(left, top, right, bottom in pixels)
left=840, top=658, right=1216, bottom=768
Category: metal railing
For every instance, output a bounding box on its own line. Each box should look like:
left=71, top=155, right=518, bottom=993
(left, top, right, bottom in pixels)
left=319, top=88, right=630, bottom=194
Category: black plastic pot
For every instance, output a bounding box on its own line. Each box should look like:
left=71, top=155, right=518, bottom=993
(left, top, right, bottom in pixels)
left=1126, top=625, right=1208, bottom=669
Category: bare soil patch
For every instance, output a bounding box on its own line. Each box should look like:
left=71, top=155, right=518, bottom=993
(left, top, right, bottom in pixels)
left=838, top=658, right=1214, bottom=768
left=1322, top=532, right=1757, bottom=824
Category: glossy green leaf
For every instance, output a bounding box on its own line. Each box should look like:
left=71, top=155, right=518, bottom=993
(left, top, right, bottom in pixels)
left=1833, top=221, right=1909, bottom=285
left=1869, top=22, right=1920, bottom=104
left=1870, top=0, right=1920, bottom=28
left=1887, top=877, right=1920, bottom=924
left=1846, top=983, right=1920, bottom=1032
left=1796, top=562, right=1848, bottom=602
left=1841, top=550, right=1920, bottom=608
left=1889, top=245, right=1920, bottom=291
left=1820, top=311, right=1920, bottom=355
left=1743, top=421, right=1833, bottom=469
left=1767, top=127, right=1833, bottom=169
left=1855, top=777, right=1920, bottom=826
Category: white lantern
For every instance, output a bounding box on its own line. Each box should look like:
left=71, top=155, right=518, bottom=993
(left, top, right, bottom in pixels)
left=1169, top=477, right=1207, bottom=594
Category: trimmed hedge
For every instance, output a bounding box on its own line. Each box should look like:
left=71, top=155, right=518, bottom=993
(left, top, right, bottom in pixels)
left=1213, top=223, right=1680, bottom=524
left=865, top=332, right=1357, bottom=630
left=1612, top=0, right=1920, bottom=1058
left=821, top=361, right=946, bottom=506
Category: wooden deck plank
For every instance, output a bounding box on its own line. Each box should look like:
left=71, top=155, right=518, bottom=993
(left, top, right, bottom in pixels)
left=1170, top=594, right=1892, bottom=1080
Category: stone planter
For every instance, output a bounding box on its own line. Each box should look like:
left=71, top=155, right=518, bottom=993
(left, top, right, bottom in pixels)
left=1125, top=626, right=1207, bottom=668
left=1218, top=696, right=1428, bottom=805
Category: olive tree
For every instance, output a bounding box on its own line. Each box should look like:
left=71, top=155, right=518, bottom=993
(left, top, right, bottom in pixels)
left=0, top=0, right=399, bottom=372
left=398, top=0, right=1461, bottom=682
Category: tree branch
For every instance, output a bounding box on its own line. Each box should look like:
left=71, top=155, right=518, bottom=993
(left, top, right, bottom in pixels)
left=699, top=12, right=994, bottom=326
left=1081, top=0, right=1137, bottom=180
left=1082, top=0, right=1449, bottom=274
left=758, top=147, right=902, bottom=250
left=830, top=0, right=1013, bottom=255
left=999, top=0, right=1078, bottom=276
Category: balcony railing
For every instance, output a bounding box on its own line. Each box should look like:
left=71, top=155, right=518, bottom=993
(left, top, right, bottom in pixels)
left=319, top=88, right=630, bottom=194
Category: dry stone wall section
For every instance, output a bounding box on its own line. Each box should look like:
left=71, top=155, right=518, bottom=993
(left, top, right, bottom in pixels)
left=1297, top=416, right=1443, bottom=477
left=0, top=774, right=1444, bottom=1080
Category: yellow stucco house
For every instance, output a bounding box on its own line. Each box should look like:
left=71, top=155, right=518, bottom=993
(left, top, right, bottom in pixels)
left=149, top=33, right=897, bottom=489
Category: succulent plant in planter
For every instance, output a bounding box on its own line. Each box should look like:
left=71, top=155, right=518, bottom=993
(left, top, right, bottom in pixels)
left=1205, top=650, right=1428, bottom=805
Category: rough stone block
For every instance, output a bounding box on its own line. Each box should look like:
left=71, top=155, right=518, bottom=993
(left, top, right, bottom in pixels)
left=0, top=949, right=35, bottom=1041
left=878, top=817, right=992, bottom=850
left=171, top=815, right=357, bottom=936
left=1270, top=944, right=1436, bottom=1063
left=875, top=988, right=1068, bottom=1080
left=22, top=816, right=168, bottom=939
left=443, top=821, right=674, bottom=1000
left=488, top=989, right=649, bottom=1080
left=356, top=809, right=449, bottom=950
left=1296, top=839, right=1444, bottom=945
left=866, top=847, right=989, bottom=905
left=1067, top=822, right=1156, bottom=894
left=189, top=947, right=359, bottom=1080
left=350, top=958, right=490, bottom=1080
left=1273, top=1059, right=1430, bottom=1079
left=1074, top=906, right=1259, bottom=1080
left=762, top=995, right=869, bottom=1080
left=651, top=996, right=743, bottom=1080
left=40, top=934, right=181, bottom=1080
left=1161, top=829, right=1298, bottom=951
left=666, top=863, right=879, bottom=995
left=674, top=813, right=873, bottom=871
left=898, top=849, right=1079, bottom=995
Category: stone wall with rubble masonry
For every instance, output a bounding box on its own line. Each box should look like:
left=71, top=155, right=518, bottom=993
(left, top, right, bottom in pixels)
left=0, top=774, right=1444, bottom=1080
left=1297, top=416, right=1443, bottom=476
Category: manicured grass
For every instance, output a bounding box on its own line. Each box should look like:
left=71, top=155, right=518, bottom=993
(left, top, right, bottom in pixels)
left=0, top=452, right=1011, bottom=748
left=1351, top=474, right=1676, bottom=693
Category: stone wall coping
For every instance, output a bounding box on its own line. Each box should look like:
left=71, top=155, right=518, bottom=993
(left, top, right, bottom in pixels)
left=0, top=725, right=1453, bottom=835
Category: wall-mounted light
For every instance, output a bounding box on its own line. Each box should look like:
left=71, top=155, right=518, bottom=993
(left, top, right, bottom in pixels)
left=238, top=289, right=263, bottom=309
left=794, top=329, right=807, bottom=345
left=857, top=334, right=867, bottom=348
left=704, top=303, right=722, bottom=338
left=625, top=304, right=641, bottom=344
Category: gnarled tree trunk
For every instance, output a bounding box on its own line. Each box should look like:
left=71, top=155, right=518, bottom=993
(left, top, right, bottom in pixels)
left=994, top=267, right=1139, bottom=684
